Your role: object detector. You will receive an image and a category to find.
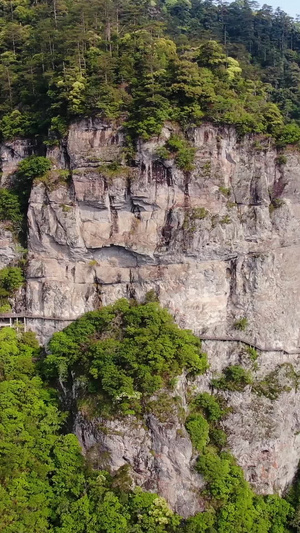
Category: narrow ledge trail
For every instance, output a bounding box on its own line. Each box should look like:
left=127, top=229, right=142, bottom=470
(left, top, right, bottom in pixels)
left=0, top=312, right=299, bottom=355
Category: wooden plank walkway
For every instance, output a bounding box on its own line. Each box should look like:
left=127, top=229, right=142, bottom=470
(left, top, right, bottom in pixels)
left=0, top=313, right=75, bottom=321
left=0, top=314, right=299, bottom=355
left=200, top=335, right=300, bottom=355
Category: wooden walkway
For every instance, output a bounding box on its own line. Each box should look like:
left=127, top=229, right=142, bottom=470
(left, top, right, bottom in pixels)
left=1, top=313, right=299, bottom=354
left=200, top=335, right=300, bottom=355
left=0, top=313, right=75, bottom=333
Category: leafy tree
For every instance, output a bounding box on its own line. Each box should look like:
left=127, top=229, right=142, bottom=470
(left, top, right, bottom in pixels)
left=45, top=300, right=208, bottom=415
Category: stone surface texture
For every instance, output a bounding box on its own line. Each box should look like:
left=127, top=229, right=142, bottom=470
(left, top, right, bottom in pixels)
left=2, top=118, right=300, bottom=514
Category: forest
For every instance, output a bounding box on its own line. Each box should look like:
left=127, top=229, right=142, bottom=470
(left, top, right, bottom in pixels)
left=2, top=1, right=300, bottom=531
left=0, top=0, right=300, bottom=145
left=1, top=300, right=299, bottom=532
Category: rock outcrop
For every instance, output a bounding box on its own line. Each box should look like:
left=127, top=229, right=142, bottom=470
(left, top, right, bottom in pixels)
left=27, top=120, right=300, bottom=352
left=75, top=375, right=205, bottom=518
left=2, top=119, right=300, bottom=512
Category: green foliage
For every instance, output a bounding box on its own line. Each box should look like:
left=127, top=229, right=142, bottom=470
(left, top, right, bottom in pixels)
left=144, top=289, right=160, bottom=303
left=190, top=208, right=208, bottom=220
left=98, top=160, right=133, bottom=181
left=209, top=428, right=228, bottom=448
left=185, top=414, right=210, bottom=451
left=275, top=155, right=288, bottom=166
left=166, top=135, right=196, bottom=171
left=0, top=110, right=35, bottom=140
left=0, top=0, right=298, bottom=145
left=0, top=266, right=24, bottom=309
left=246, top=346, right=259, bottom=362
left=220, top=215, right=231, bottom=225
left=183, top=207, right=209, bottom=232
left=0, top=267, right=24, bottom=293
left=12, top=157, right=52, bottom=224
left=0, top=303, right=297, bottom=532
left=0, top=188, right=23, bottom=233
left=157, top=135, right=196, bottom=171
left=0, top=326, right=184, bottom=533
left=45, top=300, right=208, bottom=416
left=269, top=198, right=285, bottom=214
left=234, top=317, right=249, bottom=331
left=219, top=186, right=231, bottom=197
left=184, top=510, right=216, bottom=532
left=192, top=392, right=223, bottom=422
left=212, top=365, right=253, bottom=392
left=254, top=363, right=298, bottom=401
left=196, top=450, right=293, bottom=532
left=0, top=303, right=11, bottom=314
left=16, top=156, right=52, bottom=184
left=277, top=124, right=300, bottom=146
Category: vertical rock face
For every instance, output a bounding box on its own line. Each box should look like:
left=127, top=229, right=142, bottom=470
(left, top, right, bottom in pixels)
left=27, top=120, right=300, bottom=352
left=74, top=375, right=205, bottom=518
left=3, top=119, right=300, bottom=511
left=0, top=139, right=33, bottom=270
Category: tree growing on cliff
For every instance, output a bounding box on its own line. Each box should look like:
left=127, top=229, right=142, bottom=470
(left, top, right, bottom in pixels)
left=45, top=299, right=208, bottom=416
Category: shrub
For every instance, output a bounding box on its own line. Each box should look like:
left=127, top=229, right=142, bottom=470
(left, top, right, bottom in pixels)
left=193, top=392, right=223, bottom=421
left=144, top=289, right=159, bottom=303
left=0, top=267, right=24, bottom=293
left=253, top=363, right=297, bottom=400
left=185, top=413, right=210, bottom=451
left=0, top=110, right=34, bottom=140
left=212, top=365, right=253, bottom=391
left=14, top=156, right=52, bottom=205
left=196, top=451, right=243, bottom=499
left=220, top=215, right=231, bottom=225
left=184, top=510, right=216, bottom=532
left=16, top=156, right=52, bottom=183
left=191, top=207, right=208, bottom=220
left=269, top=198, right=284, bottom=214
left=158, top=135, right=195, bottom=171
left=234, top=317, right=248, bottom=331
left=275, top=154, right=287, bottom=166
left=246, top=346, right=259, bottom=362
left=219, top=186, right=231, bottom=197
left=209, top=428, right=227, bottom=448
left=0, top=303, right=11, bottom=314
left=0, top=188, right=23, bottom=230
left=276, top=123, right=300, bottom=146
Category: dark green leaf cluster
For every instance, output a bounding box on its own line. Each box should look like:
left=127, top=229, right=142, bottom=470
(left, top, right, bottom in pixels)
left=212, top=364, right=253, bottom=392
left=45, top=299, right=208, bottom=416
left=0, top=188, right=23, bottom=234
left=0, top=157, right=52, bottom=242
left=14, top=156, right=52, bottom=206
left=0, top=266, right=24, bottom=313
left=157, top=135, right=196, bottom=171
left=196, top=450, right=292, bottom=532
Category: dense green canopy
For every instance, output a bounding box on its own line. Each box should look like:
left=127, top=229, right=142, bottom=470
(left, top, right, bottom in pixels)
left=1, top=0, right=300, bottom=143
left=45, top=299, right=208, bottom=416
left=0, top=302, right=300, bottom=531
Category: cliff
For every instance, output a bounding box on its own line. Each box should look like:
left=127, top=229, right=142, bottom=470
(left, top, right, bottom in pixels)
left=2, top=119, right=300, bottom=515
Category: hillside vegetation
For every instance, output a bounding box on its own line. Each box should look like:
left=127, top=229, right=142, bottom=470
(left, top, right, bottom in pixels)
left=1, top=0, right=300, bottom=145
left=0, top=302, right=299, bottom=532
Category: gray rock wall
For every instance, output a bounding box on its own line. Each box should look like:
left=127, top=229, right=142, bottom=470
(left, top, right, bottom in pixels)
left=2, top=119, right=300, bottom=513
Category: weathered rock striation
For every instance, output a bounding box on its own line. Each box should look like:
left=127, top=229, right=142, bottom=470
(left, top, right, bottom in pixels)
left=2, top=119, right=300, bottom=514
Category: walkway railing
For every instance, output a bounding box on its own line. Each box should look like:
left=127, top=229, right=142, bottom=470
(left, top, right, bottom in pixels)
left=1, top=314, right=299, bottom=355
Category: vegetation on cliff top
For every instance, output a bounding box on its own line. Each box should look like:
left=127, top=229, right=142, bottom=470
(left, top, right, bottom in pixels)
left=1, top=0, right=300, bottom=144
